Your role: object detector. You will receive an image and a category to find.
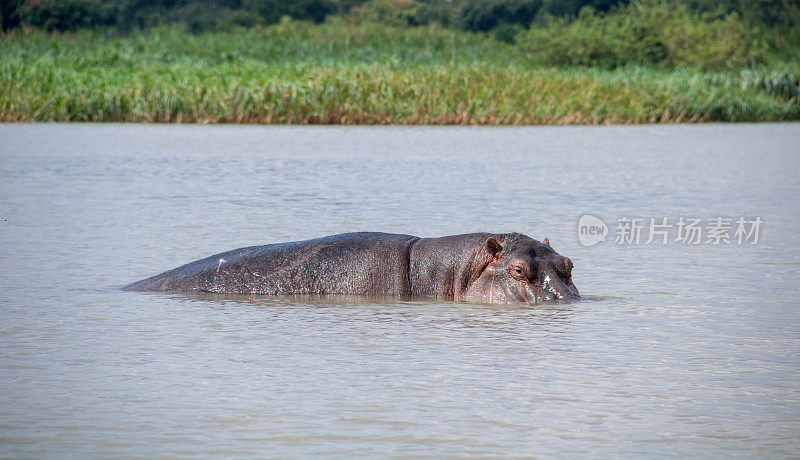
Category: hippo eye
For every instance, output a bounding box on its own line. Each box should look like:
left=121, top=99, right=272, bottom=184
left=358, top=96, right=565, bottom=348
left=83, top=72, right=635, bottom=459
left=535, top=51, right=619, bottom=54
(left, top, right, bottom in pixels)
left=510, top=266, right=526, bottom=280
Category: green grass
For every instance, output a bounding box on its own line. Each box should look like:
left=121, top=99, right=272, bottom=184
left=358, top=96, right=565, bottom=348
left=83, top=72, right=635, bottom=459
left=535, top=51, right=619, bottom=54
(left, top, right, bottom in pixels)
left=1, top=21, right=798, bottom=124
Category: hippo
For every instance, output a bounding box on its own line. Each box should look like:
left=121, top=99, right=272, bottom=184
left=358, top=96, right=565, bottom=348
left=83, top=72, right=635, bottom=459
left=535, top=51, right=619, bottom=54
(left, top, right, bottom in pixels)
left=124, top=232, right=579, bottom=304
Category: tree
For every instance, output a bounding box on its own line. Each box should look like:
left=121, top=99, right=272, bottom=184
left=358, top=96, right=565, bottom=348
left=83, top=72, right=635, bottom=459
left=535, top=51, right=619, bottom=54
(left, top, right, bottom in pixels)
left=461, top=0, right=542, bottom=31
left=1, top=0, right=26, bottom=30
left=243, top=0, right=338, bottom=24
left=26, top=0, right=116, bottom=31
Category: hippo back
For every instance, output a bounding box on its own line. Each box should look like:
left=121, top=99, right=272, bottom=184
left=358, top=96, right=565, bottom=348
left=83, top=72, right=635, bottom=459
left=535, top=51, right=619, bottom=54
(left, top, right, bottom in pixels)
left=124, top=232, right=419, bottom=295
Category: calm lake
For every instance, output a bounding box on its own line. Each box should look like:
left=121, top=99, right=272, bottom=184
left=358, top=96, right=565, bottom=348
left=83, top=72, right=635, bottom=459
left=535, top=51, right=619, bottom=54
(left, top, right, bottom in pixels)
left=1, top=123, right=798, bottom=457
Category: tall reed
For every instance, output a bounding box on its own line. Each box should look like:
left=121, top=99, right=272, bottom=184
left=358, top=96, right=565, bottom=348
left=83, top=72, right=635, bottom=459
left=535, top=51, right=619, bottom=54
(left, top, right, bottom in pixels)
left=1, top=23, right=797, bottom=124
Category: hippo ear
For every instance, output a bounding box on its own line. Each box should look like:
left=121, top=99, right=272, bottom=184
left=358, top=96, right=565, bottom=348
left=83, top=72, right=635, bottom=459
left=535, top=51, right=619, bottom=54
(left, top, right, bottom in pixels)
left=486, top=237, right=502, bottom=257
left=543, top=237, right=551, bottom=247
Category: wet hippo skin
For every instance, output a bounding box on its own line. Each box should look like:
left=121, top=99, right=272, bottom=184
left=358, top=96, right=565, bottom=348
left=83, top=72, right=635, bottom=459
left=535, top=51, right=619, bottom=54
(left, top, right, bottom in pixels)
left=124, top=232, right=579, bottom=304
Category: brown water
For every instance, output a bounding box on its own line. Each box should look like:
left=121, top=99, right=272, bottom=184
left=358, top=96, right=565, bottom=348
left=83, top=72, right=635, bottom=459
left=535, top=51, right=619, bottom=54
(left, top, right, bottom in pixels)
left=1, top=123, right=799, bottom=457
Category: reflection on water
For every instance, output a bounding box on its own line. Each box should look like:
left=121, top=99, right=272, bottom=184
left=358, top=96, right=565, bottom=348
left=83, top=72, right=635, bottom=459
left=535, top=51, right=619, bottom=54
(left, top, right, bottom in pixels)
left=1, top=124, right=799, bottom=457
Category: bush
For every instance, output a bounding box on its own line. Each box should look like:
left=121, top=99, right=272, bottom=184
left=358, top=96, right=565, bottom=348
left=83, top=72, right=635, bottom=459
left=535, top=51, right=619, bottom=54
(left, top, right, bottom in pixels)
left=458, top=0, right=626, bottom=32
left=352, top=0, right=462, bottom=27
left=24, top=0, right=116, bottom=31
left=354, top=0, right=420, bottom=26
left=682, top=0, right=800, bottom=28
left=493, top=22, right=523, bottom=43
left=294, top=0, right=339, bottom=22
left=661, top=11, right=758, bottom=68
left=518, top=0, right=765, bottom=69
left=536, top=0, right=622, bottom=18
left=243, top=0, right=338, bottom=25
left=1, top=0, right=26, bottom=31
left=460, top=0, right=541, bottom=32
left=218, top=8, right=262, bottom=30
left=170, top=1, right=224, bottom=33
left=116, top=0, right=174, bottom=30
left=413, top=0, right=464, bottom=27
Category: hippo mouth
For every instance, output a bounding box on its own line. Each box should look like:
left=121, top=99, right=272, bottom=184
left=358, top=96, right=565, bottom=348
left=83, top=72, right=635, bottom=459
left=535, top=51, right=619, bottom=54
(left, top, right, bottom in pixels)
left=498, top=277, right=580, bottom=304
left=535, top=275, right=580, bottom=302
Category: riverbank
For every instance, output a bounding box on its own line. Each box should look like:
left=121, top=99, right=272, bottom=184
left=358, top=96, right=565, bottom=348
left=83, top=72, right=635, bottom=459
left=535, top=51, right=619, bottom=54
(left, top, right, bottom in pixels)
left=2, top=23, right=798, bottom=124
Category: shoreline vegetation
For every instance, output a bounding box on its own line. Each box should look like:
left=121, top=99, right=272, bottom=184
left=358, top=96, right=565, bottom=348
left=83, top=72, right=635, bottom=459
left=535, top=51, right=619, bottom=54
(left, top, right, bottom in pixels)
left=2, top=1, right=798, bottom=125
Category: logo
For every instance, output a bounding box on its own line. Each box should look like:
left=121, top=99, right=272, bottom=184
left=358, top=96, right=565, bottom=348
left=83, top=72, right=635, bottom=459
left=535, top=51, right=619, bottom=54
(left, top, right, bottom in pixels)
left=578, top=214, right=608, bottom=247
left=576, top=215, right=762, bottom=247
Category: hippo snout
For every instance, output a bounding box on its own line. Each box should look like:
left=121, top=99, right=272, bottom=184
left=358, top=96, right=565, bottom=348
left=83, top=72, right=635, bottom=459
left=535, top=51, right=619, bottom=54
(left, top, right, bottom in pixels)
left=540, top=274, right=580, bottom=301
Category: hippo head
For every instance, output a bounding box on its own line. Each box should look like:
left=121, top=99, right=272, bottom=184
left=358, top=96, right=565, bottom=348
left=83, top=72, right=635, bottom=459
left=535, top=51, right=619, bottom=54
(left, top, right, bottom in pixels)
left=463, top=234, right=579, bottom=304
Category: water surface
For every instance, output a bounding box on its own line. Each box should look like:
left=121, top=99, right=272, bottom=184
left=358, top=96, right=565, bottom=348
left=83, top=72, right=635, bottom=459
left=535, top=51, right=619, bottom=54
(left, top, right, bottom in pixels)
left=1, top=124, right=799, bottom=457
